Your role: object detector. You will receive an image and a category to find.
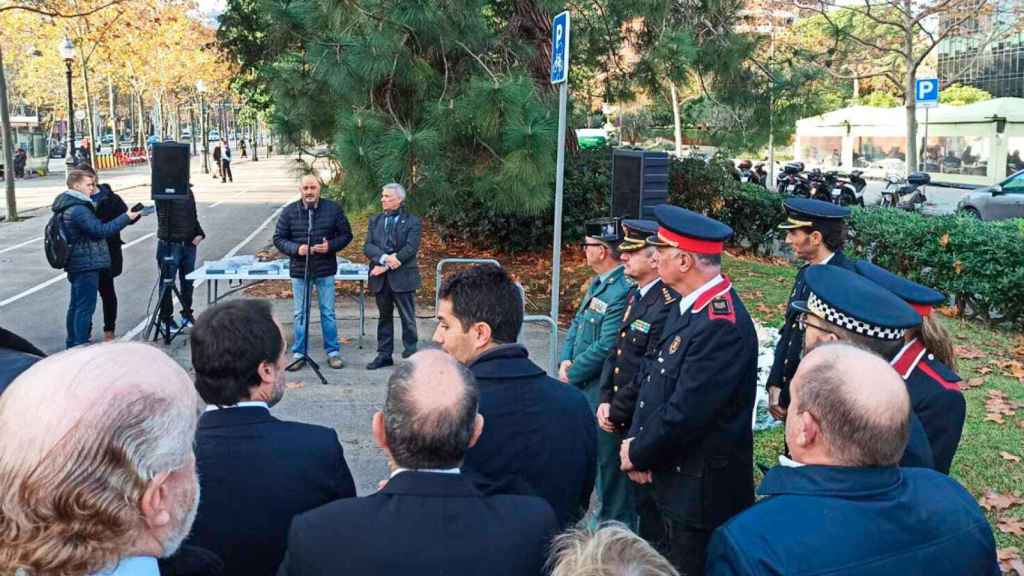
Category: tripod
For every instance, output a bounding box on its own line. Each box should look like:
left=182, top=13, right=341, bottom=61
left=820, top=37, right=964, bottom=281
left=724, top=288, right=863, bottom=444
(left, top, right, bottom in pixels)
left=286, top=206, right=328, bottom=385
left=145, top=255, right=186, bottom=345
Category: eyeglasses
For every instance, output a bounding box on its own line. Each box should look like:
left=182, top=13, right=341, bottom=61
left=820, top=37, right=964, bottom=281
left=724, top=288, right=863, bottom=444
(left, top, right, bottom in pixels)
left=797, top=313, right=838, bottom=337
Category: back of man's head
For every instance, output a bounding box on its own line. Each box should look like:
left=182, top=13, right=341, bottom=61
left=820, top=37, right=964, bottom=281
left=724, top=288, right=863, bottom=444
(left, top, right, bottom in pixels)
left=381, top=348, right=480, bottom=470
left=439, top=265, right=523, bottom=345
left=789, top=343, right=909, bottom=467
left=0, top=343, right=201, bottom=574
left=191, top=299, right=284, bottom=405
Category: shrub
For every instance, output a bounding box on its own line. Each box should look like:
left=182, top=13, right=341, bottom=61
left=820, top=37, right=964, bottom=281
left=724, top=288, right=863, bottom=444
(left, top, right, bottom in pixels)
left=848, top=208, right=1024, bottom=326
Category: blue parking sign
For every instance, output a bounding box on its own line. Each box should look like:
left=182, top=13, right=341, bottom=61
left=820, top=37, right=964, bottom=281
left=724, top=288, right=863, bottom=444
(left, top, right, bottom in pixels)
left=550, top=11, right=570, bottom=84
left=915, top=78, right=939, bottom=108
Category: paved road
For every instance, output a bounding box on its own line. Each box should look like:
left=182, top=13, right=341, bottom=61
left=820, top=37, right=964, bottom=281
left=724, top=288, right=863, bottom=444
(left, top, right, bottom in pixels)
left=0, top=155, right=297, bottom=353
left=861, top=180, right=970, bottom=215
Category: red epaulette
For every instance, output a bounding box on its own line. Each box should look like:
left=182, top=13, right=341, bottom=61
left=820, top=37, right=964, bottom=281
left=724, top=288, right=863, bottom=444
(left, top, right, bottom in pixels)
left=694, top=277, right=735, bottom=324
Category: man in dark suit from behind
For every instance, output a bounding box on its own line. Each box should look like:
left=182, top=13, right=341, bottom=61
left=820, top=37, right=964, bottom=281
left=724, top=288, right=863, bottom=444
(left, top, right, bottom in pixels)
left=363, top=182, right=422, bottom=369
left=432, top=264, right=597, bottom=529
left=278, top=348, right=558, bottom=575
left=186, top=299, right=356, bottom=576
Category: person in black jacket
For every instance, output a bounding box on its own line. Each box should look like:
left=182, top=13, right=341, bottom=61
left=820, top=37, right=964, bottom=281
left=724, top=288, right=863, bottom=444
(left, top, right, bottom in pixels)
left=621, top=206, right=757, bottom=576
left=88, top=168, right=129, bottom=341
left=277, top=348, right=557, bottom=575
left=596, top=219, right=678, bottom=534
left=767, top=198, right=854, bottom=419
left=363, top=182, right=421, bottom=369
left=155, top=184, right=205, bottom=330
left=185, top=299, right=356, bottom=576
left=432, top=264, right=597, bottom=529
left=273, top=175, right=353, bottom=369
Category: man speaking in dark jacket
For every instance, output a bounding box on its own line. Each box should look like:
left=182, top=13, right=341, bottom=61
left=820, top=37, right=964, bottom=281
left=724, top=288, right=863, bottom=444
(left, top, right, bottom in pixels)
left=432, top=265, right=597, bottom=528
left=155, top=183, right=205, bottom=330
left=274, top=175, right=353, bottom=369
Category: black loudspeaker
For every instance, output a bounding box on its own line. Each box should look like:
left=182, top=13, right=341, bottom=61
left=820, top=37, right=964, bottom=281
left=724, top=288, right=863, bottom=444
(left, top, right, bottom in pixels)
left=610, top=149, right=669, bottom=219
left=151, top=142, right=190, bottom=201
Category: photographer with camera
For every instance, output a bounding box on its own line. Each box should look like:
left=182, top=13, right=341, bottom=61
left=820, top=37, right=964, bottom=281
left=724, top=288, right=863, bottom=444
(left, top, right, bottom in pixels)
left=51, top=169, right=143, bottom=348
left=155, top=183, right=205, bottom=332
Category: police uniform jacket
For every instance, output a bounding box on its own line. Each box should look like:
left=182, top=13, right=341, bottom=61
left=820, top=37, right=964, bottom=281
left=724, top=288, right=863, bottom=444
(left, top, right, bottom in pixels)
left=892, top=338, right=966, bottom=474
left=560, top=266, right=631, bottom=390
left=706, top=465, right=999, bottom=575
left=628, top=276, right=757, bottom=530
left=598, top=279, right=678, bottom=432
left=768, top=251, right=854, bottom=406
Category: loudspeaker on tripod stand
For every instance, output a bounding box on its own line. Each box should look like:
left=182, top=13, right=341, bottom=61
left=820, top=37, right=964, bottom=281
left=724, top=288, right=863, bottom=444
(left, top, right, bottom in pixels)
left=151, top=142, right=191, bottom=201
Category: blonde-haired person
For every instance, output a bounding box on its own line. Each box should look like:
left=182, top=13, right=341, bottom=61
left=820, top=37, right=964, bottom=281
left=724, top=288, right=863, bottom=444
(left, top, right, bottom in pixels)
left=855, top=260, right=966, bottom=475
left=549, top=522, right=679, bottom=576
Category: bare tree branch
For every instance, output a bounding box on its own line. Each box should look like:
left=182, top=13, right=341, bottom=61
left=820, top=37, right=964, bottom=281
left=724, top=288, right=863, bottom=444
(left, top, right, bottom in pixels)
left=0, top=0, right=127, bottom=17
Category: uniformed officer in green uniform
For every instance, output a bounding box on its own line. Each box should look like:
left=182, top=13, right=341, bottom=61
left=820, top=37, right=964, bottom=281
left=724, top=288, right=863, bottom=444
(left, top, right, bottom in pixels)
left=559, top=217, right=632, bottom=526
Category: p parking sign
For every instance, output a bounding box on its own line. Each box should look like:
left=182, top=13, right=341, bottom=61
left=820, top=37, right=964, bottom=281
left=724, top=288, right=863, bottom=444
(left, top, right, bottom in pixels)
left=916, top=78, right=939, bottom=108
left=550, top=11, right=570, bottom=84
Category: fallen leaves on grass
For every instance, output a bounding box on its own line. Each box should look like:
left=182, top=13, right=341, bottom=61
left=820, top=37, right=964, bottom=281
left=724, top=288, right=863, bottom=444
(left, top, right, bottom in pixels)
left=1002, top=451, right=1022, bottom=463
left=956, top=345, right=986, bottom=360
left=979, top=490, right=1024, bottom=512
left=755, top=304, right=773, bottom=315
left=986, top=390, right=1018, bottom=424
left=939, top=233, right=950, bottom=248
left=1000, top=547, right=1024, bottom=575
left=963, top=377, right=986, bottom=390
left=994, top=359, right=1024, bottom=379
left=937, top=306, right=960, bottom=318
left=978, top=366, right=994, bottom=375
left=999, top=518, right=1024, bottom=536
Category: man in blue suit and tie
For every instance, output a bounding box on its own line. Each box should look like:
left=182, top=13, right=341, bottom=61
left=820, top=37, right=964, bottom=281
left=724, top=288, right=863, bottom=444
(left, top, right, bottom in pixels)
left=186, top=299, right=356, bottom=575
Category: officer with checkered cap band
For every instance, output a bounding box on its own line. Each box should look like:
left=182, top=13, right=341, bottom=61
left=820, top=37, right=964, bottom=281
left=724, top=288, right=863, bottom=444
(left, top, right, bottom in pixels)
left=621, top=205, right=758, bottom=576
left=791, top=264, right=937, bottom=470
left=767, top=197, right=855, bottom=421
left=558, top=217, right=633, bottom=526
left=855, top=260, right=966, bottom=474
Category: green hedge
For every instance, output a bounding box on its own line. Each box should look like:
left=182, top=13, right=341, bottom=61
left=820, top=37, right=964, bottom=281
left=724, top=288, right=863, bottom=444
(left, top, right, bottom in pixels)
left=847, top=209, right=1024, bottom=326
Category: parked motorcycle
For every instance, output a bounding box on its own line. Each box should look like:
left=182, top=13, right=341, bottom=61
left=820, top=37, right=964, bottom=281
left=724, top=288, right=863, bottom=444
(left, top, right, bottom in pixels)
left=880, top=171, right=930, bottom=211
left=776, top=162, right=810, bottom=196
left=806, top=169, right=840, bottom=202
left=737, top=160, right=764, bottom=187
left=830, top=170, right=867, bottom=206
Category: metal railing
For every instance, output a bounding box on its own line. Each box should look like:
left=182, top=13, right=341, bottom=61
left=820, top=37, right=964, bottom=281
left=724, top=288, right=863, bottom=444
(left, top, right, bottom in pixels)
left=434, top=257, right=560, bottom=377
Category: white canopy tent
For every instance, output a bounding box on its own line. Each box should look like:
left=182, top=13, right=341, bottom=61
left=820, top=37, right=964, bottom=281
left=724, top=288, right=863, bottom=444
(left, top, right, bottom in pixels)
left=794, top=98, right=1024, bottom=186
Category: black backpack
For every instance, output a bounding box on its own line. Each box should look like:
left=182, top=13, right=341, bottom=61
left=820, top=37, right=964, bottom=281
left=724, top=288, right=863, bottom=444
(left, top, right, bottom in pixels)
left=44, top=208, right=73, bottom=269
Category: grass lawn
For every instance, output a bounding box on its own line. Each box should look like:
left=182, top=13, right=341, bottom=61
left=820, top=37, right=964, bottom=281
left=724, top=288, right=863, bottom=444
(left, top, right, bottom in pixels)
left=725, top=252, right=1024, bottom=566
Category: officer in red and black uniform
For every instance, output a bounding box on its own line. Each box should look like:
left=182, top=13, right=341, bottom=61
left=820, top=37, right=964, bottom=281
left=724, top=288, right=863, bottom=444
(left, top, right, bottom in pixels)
left=856, top=260, right=966, bottom=474
left=620, top=205, right=757, bottom=576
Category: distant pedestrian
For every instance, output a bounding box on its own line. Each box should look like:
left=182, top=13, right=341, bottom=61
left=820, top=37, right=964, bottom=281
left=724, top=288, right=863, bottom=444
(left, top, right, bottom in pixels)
left=13, top=148, right=27, bottom=179
left=212, top=142, right=222, bottom=179
left=240, top=138, right=248, bottom=158
left=221, top=139, right=233, bottom=183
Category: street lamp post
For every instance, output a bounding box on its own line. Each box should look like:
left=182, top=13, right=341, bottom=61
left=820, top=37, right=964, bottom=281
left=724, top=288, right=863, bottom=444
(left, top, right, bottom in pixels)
left=252, top=119, right=259, bottom=161
left=60, top=38, right=76, bottom=169
left=196, top=80, right=209, bottom=174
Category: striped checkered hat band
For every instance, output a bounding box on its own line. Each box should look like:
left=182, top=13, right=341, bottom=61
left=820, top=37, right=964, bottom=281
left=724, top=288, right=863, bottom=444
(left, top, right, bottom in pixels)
left=807, top=293, right=905, bottom=341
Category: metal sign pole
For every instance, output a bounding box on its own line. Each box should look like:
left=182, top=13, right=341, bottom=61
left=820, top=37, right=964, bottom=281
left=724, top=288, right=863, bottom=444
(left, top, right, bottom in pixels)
left=549, top=11, right=570, bottom=376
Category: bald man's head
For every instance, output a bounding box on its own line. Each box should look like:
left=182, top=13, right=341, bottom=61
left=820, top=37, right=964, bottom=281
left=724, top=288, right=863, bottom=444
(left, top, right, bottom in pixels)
left=0, top=344, right=202, bottom=573
left=299, top=174, right=321, bottom=205
left=788, top=343, right=910, bottom=467
left=378, top=347, right=481, bottom=470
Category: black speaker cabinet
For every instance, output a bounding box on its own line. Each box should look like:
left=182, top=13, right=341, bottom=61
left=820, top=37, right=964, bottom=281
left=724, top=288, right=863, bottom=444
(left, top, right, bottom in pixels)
left=610, top=149, right=669, bottom=220
left=151, top=142, right=191, bottom=201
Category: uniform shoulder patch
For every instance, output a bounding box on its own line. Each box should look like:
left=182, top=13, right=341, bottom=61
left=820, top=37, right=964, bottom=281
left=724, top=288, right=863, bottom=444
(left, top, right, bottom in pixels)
left=661, top=286, right=676, bottom=304
left=707, top=294, right=736, bottom=324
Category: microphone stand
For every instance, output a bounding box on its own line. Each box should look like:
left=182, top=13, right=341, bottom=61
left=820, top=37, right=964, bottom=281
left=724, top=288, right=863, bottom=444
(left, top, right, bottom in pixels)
left=286, top=204, right=328, bottom=385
